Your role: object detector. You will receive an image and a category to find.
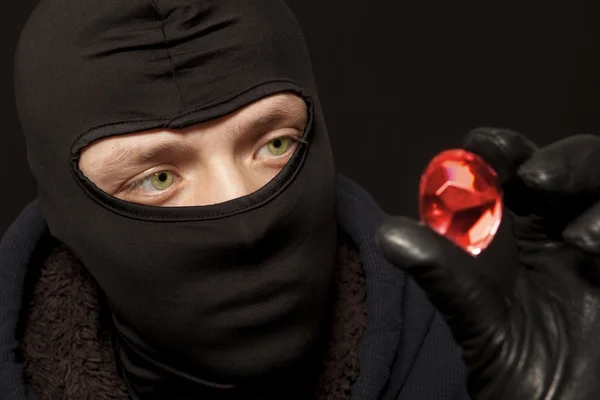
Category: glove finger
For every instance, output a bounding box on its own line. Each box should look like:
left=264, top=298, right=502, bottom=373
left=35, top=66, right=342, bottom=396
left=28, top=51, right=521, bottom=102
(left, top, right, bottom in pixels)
left=518, top=134, right=600, bottom=197
left=462, top=127, right=538, bottom=185
left=564, top=200, right=600, bottom=256
left=513, top=134, right=600, bottom=231
left=376, top=216, right=508, bottom=342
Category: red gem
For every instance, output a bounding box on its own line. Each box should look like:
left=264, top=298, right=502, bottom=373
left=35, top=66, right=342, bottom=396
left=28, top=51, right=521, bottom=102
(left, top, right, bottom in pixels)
left=419, top=149, right=502, bottom=256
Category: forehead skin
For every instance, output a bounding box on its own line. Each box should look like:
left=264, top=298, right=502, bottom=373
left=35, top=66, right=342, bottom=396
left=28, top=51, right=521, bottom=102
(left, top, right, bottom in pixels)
left=78, top=92, right=307, bottom=178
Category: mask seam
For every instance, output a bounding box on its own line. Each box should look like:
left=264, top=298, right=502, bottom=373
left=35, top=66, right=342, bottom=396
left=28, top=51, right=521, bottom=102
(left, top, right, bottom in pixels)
left=71, top=118, right=170, bottom=151
left=149, top=0, right=186, bottom=110
left=69, top=141, right=310, bottom=221
left=67, top=85, right=315, bottom=221
left=70, top=79, right=304, bottom=153
left=167, top=79, right=304, bottom=124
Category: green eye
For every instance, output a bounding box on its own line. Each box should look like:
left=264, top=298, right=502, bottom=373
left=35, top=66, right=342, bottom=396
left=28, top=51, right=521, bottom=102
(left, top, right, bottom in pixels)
left=150, top=171, right=175, bottom=190
left=266, top=137, right=290, bottom=156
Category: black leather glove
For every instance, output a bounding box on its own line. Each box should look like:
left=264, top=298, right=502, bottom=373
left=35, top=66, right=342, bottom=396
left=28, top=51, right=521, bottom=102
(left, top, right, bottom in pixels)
left=376, top=128, right=600, bottom=400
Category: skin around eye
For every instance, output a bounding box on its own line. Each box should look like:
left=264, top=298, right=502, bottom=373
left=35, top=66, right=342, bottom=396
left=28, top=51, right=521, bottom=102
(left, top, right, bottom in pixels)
left=121, top=135, right=304, bottom=204
left=124, top=170, right=180, bottom=198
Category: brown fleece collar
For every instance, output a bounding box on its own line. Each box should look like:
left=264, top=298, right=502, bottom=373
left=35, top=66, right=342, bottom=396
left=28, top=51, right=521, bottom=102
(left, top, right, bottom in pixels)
left=20, top=237, right=366, bottom=400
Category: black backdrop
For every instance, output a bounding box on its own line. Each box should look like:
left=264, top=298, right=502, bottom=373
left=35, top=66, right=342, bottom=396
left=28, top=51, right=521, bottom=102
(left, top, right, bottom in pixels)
left=3, top=1, right=600, bottom=266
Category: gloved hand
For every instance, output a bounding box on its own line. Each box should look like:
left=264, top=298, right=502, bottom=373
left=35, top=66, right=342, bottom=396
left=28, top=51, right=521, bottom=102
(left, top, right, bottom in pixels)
left=376, top=128, right=600, bottom=400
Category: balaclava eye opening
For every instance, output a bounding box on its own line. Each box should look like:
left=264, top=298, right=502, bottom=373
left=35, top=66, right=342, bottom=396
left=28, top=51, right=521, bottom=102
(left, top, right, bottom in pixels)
left=14, top=0, right=338, bottom=398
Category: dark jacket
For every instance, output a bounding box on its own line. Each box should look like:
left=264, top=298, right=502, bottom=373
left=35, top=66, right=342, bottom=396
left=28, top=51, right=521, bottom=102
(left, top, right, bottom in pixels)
left=0, top=175, right=468, bottom=400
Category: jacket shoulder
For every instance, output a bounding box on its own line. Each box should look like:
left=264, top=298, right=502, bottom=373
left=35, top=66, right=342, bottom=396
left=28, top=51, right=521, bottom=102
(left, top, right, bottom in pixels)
left=334, top=175, right=468, bottom=399
left=0, top=199, right=49, bottom=399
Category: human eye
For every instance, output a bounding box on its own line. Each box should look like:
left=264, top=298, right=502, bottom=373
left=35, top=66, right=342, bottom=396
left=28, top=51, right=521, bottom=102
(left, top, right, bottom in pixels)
left=123, top=170, right=180, bottom=201
left=256, top=135, right=306, bottom=159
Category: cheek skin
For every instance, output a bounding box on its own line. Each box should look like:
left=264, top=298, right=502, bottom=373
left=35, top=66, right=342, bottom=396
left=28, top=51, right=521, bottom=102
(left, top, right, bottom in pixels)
left=170, top=165, right=266, bottom=207
left=171, top=159, right=286, bottom=207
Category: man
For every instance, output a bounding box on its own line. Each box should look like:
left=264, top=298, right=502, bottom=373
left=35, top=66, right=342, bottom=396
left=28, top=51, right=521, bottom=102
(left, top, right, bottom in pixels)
left=3, top=0, right=600, bottom=400
left=1, top=0, right=468, bottom=399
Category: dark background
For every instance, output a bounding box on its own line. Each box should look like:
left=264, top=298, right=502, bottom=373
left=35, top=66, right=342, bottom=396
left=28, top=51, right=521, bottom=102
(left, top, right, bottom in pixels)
left=3, top=1, right=600, bottom=265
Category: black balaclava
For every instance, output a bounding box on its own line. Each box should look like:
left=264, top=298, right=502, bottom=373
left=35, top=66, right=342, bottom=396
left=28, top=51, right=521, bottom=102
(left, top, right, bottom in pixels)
left=14, top=0, right=338, bottom=398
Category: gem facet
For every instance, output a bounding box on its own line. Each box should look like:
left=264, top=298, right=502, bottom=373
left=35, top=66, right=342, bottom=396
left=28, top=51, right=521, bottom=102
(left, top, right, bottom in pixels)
left=419, top=149, right=503, bottom=256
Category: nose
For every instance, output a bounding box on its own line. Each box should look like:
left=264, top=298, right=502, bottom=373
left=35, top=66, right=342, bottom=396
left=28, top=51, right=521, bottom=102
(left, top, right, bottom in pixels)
left=196, top=158, right=254, bottom=205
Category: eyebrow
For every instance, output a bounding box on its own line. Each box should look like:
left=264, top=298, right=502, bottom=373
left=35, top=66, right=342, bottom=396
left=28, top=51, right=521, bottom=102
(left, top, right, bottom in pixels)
left=93, top=140, right=191, bottom=174
left=92, top=100, right=306, bottom=173
left=236, top=101, right=306, bottom=135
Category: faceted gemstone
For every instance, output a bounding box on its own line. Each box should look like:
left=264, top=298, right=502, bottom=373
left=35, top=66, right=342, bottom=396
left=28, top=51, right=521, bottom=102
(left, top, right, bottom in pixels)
left=419, top=149, right=502, bottom=256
